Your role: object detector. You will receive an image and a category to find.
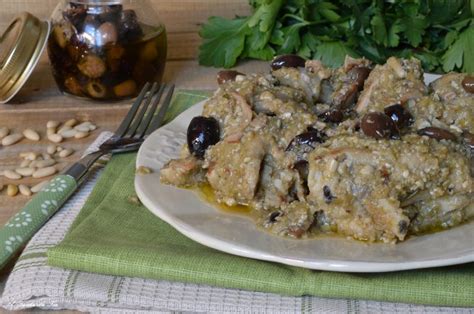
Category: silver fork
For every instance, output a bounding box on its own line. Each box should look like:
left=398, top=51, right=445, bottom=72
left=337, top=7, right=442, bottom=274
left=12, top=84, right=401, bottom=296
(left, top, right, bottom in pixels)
left=65, top=82, right=175, bottom=183
left=0, top=82, right=175, bottom=270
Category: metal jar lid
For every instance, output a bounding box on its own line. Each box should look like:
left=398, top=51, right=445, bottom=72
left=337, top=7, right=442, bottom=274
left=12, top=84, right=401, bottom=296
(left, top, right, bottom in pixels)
left=0, top=12, right=50, bottom=104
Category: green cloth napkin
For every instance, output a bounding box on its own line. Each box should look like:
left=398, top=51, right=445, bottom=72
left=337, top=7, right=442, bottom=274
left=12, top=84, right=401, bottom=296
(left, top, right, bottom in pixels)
left=48, top=90, right=474, bottom=308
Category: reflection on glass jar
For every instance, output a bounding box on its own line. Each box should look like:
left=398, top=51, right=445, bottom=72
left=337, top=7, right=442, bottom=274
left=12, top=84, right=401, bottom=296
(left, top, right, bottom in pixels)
left=48, top=0, right=167, bottom=101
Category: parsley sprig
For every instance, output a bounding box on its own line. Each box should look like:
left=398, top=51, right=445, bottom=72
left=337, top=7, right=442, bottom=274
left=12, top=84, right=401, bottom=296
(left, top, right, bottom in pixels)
left=198, top=0, right=473, bottom=73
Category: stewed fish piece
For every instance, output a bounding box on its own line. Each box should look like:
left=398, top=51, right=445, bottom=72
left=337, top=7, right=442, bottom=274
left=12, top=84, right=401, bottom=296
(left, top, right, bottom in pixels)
left=307, top=134, right=473, bottom=242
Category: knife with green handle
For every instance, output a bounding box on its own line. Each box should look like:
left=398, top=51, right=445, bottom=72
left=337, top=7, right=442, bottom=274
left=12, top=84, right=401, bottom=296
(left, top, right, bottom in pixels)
left=0, top=82, right=174, bottom=270
left=0, top=151, right=103, bottom=269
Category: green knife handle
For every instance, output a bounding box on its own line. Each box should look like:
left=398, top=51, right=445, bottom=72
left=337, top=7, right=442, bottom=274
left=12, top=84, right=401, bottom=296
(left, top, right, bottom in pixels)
left=0, top=174, right=77, bottom=269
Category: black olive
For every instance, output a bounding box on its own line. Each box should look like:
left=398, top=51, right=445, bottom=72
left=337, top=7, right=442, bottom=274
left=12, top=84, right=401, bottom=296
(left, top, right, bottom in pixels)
left=462, top=131, right=474, bottom=150
left=98, top=4, right=123, bottom=23
left=286, top=130, right=326, bottom=155
left=384, top=104, right=414, bottom=129
left=216, top=70, right=244, bottom=85
left=398, top=220, right=408, bottom=235
left=293, top=160, right=309, bottom=180
left=462, top=75, right=474, bottom=94
left=118, top=10, right=143, bottom=42
left=336, top=85, right=358, bottom=110
left=418, top=127, right=457, bottom=142
left=293, top=160, right=309, bottom=196
left=187, top=116, right=220, bottom=158
left=268, top=211, right=282, bottom=223
left=361, top=112, right=399, bottom=140
left=81, top=14, right=101, bottom=38
left=63, top=5, right=87, bottom=30
left=271, top=54, right=306, bottom=71
left=348, top=66, right=371, bottom=90
left=323, top=185, right=335, bottom=203
left=319, top=109, right=344, bottom=123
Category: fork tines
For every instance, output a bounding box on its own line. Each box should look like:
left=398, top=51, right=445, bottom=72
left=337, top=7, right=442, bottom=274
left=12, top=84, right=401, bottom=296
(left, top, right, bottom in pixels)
left=114, top=82, right=175, bottom=140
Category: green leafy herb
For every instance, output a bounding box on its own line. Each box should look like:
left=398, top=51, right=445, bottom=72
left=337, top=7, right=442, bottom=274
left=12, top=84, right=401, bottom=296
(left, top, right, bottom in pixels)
left=199, top=0, right=474, bottom=73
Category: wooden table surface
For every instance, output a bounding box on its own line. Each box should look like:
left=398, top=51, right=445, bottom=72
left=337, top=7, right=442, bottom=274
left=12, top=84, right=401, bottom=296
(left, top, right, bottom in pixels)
left=0, top=0, right=270, bottom=311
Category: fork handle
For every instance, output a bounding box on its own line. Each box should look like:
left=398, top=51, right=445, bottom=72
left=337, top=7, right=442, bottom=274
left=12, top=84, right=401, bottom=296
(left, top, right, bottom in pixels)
left=0, top=175, right=77, bottom=269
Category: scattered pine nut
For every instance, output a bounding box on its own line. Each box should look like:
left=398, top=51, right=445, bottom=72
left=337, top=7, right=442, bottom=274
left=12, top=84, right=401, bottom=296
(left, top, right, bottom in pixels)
left=2, top=133, right=23, bottom=146
left=25, top=152, right=38, bottom=161
left=23, top=128, right=40, bottom=141
left=128, top=195, right=142, bottom=205
left=47, top=144, right=57, bottom=154
left=19, top=184, right=32, bottom=196
left=20, top=159, right=31, bottom=168
left=60, top=129, right=77, bottom=138
left=74, top=124, right=90, bottom=132
left=0, top=127, right=9, bottom=140
left=47, top=127, right=56, bottom=135
left=42, top=153, right=52, bottom=160
left=136, top=166, right=152, bottom=175
left=31, top=180, right=49, bottom=193
left=35, top=159, right=56, bottom=168
left=64, top=118, right=78, bottom=127
left=15, top=167, right=34, bottom=177
left=56, top=146, right=63, bottom=152
left=74, top=131, right=89, bottom=139
left=59, top=148, right=74, bottom=158
left=7, top=184, right=18, bottom=197
left=48, top=133, right=63, bottom=143
left=57, top=125, right=72, bottom=134
left=46, top=120, right=60, bottom=129
left=4, top=170, right=22, bottom=180
left=33, top=166, right=57, bottom=178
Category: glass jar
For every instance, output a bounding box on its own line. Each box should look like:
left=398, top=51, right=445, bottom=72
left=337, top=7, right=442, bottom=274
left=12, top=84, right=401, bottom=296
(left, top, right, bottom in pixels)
left=48, top=0, right=167, bottom=101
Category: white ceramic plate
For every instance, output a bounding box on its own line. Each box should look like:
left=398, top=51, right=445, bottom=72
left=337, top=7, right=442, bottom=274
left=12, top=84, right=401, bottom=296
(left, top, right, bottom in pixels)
left=135, top=74, right=474, bottom=272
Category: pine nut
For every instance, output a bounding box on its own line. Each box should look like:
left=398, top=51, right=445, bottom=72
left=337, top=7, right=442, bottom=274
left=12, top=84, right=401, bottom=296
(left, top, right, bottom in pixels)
left=31, top=180, right=49, bottom=193
left=4, top=170, right=22, bottom=180
left=74, top=131, right=89, bottom=139
left=57, top=125, right=72, bottom=134
left=88, top=124, right=97, bottom=131
left=60, top=129, right=77, bottom=138
left=59, top=148, right=74, bottom=158
left=48, top=133, right=63, bottom=143
left=64, top=118, right=78, bottom=127
left=19, top=184, right=32, bottom=196
left=0, top=127, right=9, bottom=139
left=46, top=120, right=60, bottom=129
left=33, top=166, right=57, bottom=178
left=74, top=123, right=90, bottom=132
left=35, top=159, right=56, bottom=168
left=15, top=167, right=34, bottom=176
left=47, top=144, right=57, bottom=154
left=29, top=160, right=38, bottom=168
left=25, top=152, right=38, bottom=161
left=20, top=159, right=31, bottom=168
left=23, top=128, right=40, bottom=141
left=42, top=153, right=52, bottom=160
left=2, top=133, right=23, bottom=146
left=7, top=184, right=18, bottom=197
left=47, top=127, right=56, bottom=135
left=136, top=166, right=152, bottom=175
left=56, top=146, right=63, bottom=152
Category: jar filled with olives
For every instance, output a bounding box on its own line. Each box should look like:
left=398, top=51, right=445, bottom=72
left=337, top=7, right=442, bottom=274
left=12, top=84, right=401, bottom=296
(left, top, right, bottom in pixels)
left=48, top=0, right=166, bottom=100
